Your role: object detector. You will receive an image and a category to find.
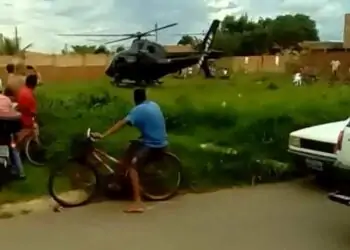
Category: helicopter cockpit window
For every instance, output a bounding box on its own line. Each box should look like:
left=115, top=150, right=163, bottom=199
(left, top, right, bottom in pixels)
left=147, top=45, right=155, bottom=53
left=130, top=41, right=145, bottom=52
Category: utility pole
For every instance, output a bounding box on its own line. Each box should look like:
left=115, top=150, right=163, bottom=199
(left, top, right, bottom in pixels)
left=155, top=22, right=158, bottom=42
left=14, top=26, right=18, bottom=49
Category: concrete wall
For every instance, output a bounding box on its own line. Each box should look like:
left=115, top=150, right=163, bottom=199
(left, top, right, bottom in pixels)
left=0, top=54, right=293, bottom=82
left=0, top=52, right=343, bottom=82
left=344, top=13, right=350, bottom=48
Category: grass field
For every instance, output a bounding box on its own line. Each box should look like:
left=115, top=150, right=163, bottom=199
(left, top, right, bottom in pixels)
left=39, top=74, right=350, bottom=108
left=1, top=72, right=350, bottom=204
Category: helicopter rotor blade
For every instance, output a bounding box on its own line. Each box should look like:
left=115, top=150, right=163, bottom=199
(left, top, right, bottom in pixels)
left=142, top=22, right=178, bottom=36
left=104, top=36, right=133, bottom=45
left=104, top=34, right=155, bottom=45
left=173, top=32, right=206, bottom=36
left=57, top=33, right=137, bottom=37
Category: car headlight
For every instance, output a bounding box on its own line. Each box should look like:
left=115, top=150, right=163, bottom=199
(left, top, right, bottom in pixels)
left=289, top=136, right=300, bottom=147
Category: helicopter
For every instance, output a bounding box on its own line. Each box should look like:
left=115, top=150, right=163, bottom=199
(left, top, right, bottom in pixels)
left=58, top=19, right=221, bottom=87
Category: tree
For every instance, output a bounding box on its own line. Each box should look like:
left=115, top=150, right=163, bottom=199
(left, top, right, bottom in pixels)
left=0, top=27, right=33, bottom=56
left=116, top=46, right=125, bottom=53
left=211, top=13, right=319, bottom=56
left=71, top=45, right=97, bottom=54
left=178, top=35, right=195, bottom=46
left=269, top=14, right=319, bottom=49
left=94, top=45, right=109, bottom=54
left=178, top=35, right=202, bottom=50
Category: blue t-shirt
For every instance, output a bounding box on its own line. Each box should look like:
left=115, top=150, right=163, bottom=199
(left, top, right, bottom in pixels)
left=125, top=101, right=168, bottom=148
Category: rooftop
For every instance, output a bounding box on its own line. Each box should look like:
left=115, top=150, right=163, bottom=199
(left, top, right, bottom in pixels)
left=299, top=41, right=344, bottom=50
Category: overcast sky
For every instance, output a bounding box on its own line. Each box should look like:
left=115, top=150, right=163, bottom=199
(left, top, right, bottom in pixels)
left=0, top=0, right=348, bottom=53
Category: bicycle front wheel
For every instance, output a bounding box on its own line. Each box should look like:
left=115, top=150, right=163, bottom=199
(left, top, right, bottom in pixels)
left=25, top=137, right=46, bottom=166
left=140, top=152, right=182, bottom=201
left=48, top=161, right=99, bottom=208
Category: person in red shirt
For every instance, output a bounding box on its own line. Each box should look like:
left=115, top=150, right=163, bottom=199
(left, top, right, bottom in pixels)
left=16, top=74, right=38, bottom=145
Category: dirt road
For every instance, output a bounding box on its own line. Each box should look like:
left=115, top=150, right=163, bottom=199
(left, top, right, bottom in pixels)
left=0, top=180, right=349, bottom=250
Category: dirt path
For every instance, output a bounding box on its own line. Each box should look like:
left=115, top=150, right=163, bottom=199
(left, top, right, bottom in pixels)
left=0, top=179, right=349, bottom=250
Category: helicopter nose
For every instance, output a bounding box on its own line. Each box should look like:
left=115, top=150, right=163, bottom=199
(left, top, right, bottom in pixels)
left=105, top=60, right=117, bottom=77
left=105, top=64, right=114, bottom=77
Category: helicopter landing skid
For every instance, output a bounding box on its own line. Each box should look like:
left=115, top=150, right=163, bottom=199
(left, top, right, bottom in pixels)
left=111, top=79, right=161, bottom=88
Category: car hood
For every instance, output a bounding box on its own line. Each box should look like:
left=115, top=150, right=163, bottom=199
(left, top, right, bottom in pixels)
left=290, top=120, right=348, bottom=143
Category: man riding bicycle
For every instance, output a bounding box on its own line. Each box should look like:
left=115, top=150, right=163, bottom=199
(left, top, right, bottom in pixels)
left=16, top=74, right=38, bottom=146
left=92, top=88, right=167, bottom=213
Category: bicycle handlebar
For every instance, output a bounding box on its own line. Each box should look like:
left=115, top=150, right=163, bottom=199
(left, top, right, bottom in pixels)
left=86, top=128, right=98, bottom=142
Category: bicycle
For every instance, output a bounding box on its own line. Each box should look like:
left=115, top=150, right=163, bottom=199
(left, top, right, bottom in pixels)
left=18, top=124, right=45, bottom=166
left=48, top=128, right=182, bottom=208
left=12, top=102, right=45, bottom=166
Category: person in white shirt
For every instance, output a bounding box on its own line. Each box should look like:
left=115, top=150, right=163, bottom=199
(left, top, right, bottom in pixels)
left=293, top=72, right=302, bottom=86
left=330, top=60, right=341, bottom=77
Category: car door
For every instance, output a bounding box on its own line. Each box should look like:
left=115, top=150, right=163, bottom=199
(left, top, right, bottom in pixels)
left=337, top=118, right=350, bottom=168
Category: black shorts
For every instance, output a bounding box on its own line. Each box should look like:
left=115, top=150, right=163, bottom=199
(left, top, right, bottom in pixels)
left=123, top=140, right=166, bottom=168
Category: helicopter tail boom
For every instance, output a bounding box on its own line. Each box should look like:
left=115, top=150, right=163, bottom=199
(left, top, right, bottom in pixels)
left=197, top=19, right=220, bottom=78
left=198, top=19, right=220, bottom=53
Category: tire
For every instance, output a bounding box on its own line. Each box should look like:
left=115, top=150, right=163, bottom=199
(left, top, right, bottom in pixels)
left=48, top=161, right=100, bottom=208
left=25, top=137, right=45, bottom=166
left=315, top=171, right=335, bottom=189
left=140, top=152, right=182, bottom=201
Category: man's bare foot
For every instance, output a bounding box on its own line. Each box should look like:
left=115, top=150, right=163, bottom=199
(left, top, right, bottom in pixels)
left=124, top=202, right=145, bottom=213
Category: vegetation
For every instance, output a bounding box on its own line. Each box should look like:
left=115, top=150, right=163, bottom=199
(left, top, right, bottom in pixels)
left=179, top=14, right=319, bottom=56
left=0, top=27, right=32, bottom=56
left=62, top=44, right=110, bottom=55
left=1, top=73, right=349, bottom=203
left=61, top=44, right=125, bottom=55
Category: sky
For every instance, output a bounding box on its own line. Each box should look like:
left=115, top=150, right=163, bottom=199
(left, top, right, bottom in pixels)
left=0, top=0, right=348, bottom=53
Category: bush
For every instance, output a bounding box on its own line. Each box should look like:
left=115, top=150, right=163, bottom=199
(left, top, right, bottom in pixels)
left=35, top=75, right=350, bottom=189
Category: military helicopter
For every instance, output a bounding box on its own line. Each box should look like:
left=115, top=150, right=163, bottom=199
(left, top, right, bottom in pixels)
left=58, top=20, right=221, bottom=87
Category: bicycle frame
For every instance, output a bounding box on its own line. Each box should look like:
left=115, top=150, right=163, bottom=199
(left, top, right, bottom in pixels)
left=91, top=147, right=120, bottom=175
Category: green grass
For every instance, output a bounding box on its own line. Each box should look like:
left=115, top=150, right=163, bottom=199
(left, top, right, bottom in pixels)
left=38, top=74, right=350, bottom=119
left=0, top=165, right=49, bottom=204
left=1, top=73, right=349, bottom=204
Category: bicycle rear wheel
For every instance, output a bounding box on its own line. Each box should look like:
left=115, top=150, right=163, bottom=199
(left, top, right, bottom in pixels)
left=48, top=161, right=99, bottom=208
left=140, top=152, right=182, bottom=201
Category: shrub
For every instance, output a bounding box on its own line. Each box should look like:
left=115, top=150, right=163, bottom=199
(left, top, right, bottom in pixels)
left=35, top=76, right=350, bottom=189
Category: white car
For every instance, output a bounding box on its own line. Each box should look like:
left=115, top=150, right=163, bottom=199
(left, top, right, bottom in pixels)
left=288, top=120, right=348, bottom=174
left=328, top=118, right=350, bottom=206
left=334, top=117, right=350, bottom=170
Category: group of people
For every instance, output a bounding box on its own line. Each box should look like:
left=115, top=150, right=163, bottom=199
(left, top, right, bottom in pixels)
left=0, top=62, right=40, bottom=180
left=292, top=60, right=343, bottom=87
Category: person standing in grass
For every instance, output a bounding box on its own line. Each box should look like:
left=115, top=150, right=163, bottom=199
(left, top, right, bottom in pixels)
left=330, top=59, right=341, bottom=78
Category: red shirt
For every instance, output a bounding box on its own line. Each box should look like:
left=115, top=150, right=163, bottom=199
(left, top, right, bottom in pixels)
left=16, top=86, right=36, bottom=128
